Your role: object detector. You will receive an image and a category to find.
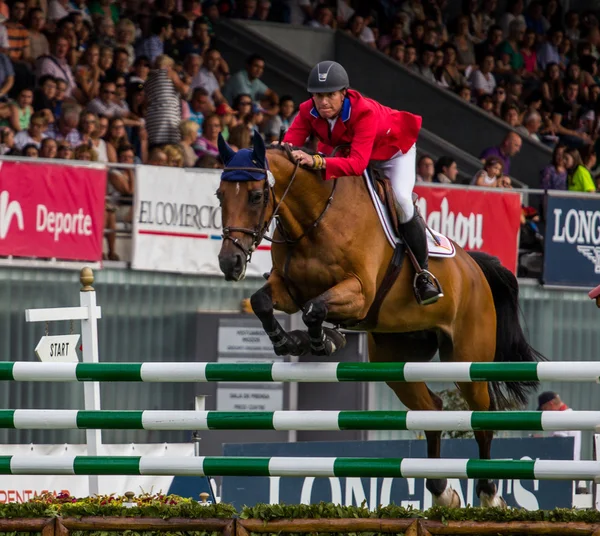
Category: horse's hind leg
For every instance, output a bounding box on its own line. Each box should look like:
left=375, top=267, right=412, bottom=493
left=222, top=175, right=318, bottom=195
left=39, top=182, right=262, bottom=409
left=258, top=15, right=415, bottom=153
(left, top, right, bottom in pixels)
left=456, top=381, right=506, bottom=508
left=445, top=327, right=507, bottom=508
left=369, top=333, right=461, bottom=507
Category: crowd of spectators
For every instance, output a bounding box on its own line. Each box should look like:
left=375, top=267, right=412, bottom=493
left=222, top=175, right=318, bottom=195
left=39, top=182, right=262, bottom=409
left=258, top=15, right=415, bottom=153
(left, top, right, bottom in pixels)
left=0, top=0, right=599, bottom=260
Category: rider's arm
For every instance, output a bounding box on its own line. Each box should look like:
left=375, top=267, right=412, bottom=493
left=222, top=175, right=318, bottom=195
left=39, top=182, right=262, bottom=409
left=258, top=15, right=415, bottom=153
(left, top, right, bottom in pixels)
left=283, top=106, right=312, bottom=147
left=323, top=107, right=377, bottom=180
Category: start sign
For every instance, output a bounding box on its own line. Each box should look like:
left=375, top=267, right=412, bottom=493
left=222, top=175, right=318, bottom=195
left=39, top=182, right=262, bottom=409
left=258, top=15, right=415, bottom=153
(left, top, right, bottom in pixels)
left=34, top=334, right=80, bottom=362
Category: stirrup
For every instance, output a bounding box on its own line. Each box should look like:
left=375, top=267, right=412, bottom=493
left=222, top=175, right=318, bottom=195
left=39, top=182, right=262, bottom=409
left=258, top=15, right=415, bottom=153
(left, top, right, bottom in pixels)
left=413, top=269, right=444, bottom=305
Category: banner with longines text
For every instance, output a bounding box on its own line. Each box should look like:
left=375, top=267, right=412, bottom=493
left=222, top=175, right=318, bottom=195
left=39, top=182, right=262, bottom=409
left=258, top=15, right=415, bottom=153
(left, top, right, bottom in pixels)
left=0, top=443, right=213, bottom=502
left=132, top=166, right=272, bottom=276
left=0, top=160, right=106, bottom=261
left=543, top=191, right=600, bottom=287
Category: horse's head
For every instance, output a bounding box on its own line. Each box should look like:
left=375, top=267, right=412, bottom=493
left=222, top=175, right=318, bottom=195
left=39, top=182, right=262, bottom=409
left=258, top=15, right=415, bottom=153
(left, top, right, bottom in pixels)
left=217, top=131, right=273, bottom=281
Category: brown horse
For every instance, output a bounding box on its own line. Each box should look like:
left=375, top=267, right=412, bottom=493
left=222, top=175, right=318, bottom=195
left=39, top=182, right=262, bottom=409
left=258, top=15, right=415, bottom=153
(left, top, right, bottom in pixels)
left=216, top=132, right=544, bottom=508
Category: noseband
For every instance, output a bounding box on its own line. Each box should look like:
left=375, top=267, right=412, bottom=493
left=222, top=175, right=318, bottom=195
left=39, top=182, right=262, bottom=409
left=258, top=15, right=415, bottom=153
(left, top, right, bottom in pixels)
left=221, top=148, right=337, bottom=262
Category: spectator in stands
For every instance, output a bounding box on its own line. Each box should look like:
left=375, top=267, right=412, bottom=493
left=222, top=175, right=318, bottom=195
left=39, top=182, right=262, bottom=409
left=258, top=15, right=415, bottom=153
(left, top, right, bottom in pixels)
left=451, top=15, right=476, bottom=73
left=28, top=8, right=50, bottom=61
left=192, top=47, right=226, bottom=105
left=87, top=80, right=126, bottom=118
left=263, top=94, right=294, bottom=142
left=437, top=44, right=466, bottom=91
left=184, top=86, right=213, bottom=129
left=74, top=44, right=101, bottom=102
left=565, top=11, right=580, bottom=44
left=517, top=110, right=542, bottom=143
left=388, top=40, right=405, bottom=63
left=105, top=116, right=128, bottom=160
left=6, top=0, right=30, bottom=62
left=502, top=104, right=520, bottom=128
left=145, top=54, right=189, bottom=147
left=475, top=24, right=503, bottom=63
left=0, top=51, right=14, bottom=102
left=404, top=44, right=417, bottom=69
left=135, top=16, right=172, bottom=64
left=551, top=79, right=591, bottom=148
left=499, top=0, right=525, bottom=37
left=308, top=5, right=334, bottom=30
left=223, top=53, right=279, bottom=116
left=479, top=132, right=522, bottom=175
left=416, top=154, right=434, bottom=182
left=14, top=110, right=47, bottom=149
left=470, top=53, right=496, bottom=97
left=115, top=19, right=135, bottom=66
left=520, top=28, right=539, bottom=79
left=194, top=112, right=220, bottom=158
left=47, top=102, right=82, bottom=146
left=471, top=156, right=503, bottom=187
left=179, top=16, right=211, bottom=59
left=0, top=126, right=14, bottom=154
left=345, top=14, right=376, bottom=49
left=9, top=87, right=33, bottom=132
left=410, top=43, right=436, bottom=83
left=90, top=0, right=120, bottom=25
left=22, top=143, right=39, bottom=157
left=74, top=144, right=97, bottom=161
left=195, top=153, right=221, bottom=168
left=164, top=143, right=184, bottom=166
left=498, top=20, right=525, bottom=75
left=164, top=14, right=191, bottom=63
left=433, top=156, right=458, bottom=184
left=567, top=145, right=596, bottom=192
left=37, top=36, right=78, bottom=100
left=40, top=136, right=57, bottom=158
left=147, top=145, right=167, bottom=165
left=179, top=120, right=199, bottom=167
left=540, top=143, right=567, bottom=190
left=130, top=56, right=150, bottom=85
left=538, top=28, right=563, bottom=71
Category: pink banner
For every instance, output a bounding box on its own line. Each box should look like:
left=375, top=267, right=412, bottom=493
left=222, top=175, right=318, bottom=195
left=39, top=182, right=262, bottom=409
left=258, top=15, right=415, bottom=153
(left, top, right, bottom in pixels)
left=0, top=160, right=106, bottom=261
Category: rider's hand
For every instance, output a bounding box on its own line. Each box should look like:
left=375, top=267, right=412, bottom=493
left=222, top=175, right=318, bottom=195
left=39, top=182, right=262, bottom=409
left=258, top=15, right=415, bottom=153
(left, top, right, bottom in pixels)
left=291, top=150, right=314, bottom=167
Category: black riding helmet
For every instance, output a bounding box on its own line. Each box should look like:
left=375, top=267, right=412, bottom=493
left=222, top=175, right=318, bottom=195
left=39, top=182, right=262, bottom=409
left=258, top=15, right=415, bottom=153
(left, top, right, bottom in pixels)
left=307, top=61, right=349, bottom=93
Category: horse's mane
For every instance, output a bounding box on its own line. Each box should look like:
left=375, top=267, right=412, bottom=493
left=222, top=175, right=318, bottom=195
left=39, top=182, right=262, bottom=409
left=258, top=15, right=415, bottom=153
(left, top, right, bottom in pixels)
left=266, top=144, right=322, bottom=177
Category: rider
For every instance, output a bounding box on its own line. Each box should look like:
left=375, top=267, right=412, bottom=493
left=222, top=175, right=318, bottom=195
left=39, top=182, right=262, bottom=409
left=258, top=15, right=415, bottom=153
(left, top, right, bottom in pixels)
left=282, top=60, right=443, bottom=306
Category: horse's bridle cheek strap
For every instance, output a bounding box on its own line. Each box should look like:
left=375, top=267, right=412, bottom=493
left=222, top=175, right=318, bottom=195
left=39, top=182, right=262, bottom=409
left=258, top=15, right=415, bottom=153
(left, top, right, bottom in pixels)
left=220, top=167, right=277, bottom=263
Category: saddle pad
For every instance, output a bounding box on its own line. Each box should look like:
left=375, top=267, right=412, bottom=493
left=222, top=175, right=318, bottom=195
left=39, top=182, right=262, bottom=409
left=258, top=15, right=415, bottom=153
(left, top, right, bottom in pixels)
left=363, top=170, right=456, bottom=258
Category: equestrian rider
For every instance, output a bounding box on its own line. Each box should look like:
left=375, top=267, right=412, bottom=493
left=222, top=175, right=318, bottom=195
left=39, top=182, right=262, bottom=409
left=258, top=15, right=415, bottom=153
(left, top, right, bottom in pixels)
left=282, top=60, right=443, bottom=306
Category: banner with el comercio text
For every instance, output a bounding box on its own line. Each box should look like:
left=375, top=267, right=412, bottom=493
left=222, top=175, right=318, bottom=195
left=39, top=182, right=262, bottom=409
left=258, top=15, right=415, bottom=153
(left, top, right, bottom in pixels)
left=132, top=166, right=272, bottom=276
left=414, top=184, right=522, bottom=273
left=0, top=160, right=106, bottom=261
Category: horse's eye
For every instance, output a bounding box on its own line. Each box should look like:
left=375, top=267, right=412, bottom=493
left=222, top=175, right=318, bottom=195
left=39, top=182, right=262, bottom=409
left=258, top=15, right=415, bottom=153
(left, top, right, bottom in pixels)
left=249, top=191, right=263, bottom=205
left=215, top=190, right=224, bottom=204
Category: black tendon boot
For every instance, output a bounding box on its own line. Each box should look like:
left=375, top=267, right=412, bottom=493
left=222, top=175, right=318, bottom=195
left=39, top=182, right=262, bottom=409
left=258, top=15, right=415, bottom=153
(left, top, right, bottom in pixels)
left=400, top=213, right=444, bottom=305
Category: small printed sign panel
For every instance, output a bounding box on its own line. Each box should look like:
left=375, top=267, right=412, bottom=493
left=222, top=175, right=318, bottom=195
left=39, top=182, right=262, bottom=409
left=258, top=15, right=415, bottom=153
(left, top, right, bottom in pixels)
left=35, top=334, right=80, bottom=363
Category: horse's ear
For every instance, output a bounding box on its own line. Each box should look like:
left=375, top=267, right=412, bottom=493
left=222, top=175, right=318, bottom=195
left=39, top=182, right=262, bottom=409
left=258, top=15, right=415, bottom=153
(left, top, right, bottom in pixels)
left=252, top=130, right=266, bottom=167
left=218, top=132, right=236, bottom=165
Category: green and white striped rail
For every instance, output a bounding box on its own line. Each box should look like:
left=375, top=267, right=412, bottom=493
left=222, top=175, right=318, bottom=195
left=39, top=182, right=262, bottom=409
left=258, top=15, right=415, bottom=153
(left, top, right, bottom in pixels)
left=0, top=456, right=598, bottom=480
left=1, top=361, right=599, bottom=382
left=2, top=409, right=600, bottom=431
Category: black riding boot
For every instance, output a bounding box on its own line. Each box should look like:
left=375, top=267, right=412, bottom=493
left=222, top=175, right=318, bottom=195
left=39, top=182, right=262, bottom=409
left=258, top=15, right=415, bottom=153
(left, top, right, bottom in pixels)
left=400, top=213, right=444, bottom=306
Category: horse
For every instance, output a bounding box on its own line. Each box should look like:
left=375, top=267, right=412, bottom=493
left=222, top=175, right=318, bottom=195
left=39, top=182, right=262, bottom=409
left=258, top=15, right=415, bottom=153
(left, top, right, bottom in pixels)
left=216, top=131, right=545, bottom=508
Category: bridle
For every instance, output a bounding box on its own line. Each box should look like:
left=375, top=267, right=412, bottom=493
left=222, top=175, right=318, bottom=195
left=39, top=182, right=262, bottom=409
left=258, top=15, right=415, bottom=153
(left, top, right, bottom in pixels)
left=221, top=146, right=337, bottom=263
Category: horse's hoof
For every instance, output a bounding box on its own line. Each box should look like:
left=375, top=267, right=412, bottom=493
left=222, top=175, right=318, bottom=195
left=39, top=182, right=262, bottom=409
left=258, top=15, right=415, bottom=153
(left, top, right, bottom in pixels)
left=479, top=492, right=507, bottom=509
left=310, top=328, right=346, bottom=356
left=433, top=487, right=461, bottom=508
left=274, top=330, right=310, bottom=357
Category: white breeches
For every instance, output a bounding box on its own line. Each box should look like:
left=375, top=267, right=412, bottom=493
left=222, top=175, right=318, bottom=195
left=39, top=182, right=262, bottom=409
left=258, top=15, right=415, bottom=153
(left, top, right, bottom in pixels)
left=370, top=144, right=416, bottom=223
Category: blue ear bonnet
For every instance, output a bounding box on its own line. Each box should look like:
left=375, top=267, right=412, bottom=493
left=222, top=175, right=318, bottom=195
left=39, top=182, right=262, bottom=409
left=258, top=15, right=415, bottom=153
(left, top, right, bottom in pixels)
left=219, top=130, right=270, bottom=182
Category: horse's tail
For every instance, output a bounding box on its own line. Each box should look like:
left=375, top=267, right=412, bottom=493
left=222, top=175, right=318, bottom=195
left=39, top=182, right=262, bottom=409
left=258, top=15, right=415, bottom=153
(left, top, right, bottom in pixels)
left=468, top=251, right=546, bottom=410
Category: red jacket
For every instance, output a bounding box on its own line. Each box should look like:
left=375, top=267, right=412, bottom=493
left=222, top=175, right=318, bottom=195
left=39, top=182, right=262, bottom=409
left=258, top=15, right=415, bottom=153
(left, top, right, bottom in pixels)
left=283, top=89, right=422, bottom=180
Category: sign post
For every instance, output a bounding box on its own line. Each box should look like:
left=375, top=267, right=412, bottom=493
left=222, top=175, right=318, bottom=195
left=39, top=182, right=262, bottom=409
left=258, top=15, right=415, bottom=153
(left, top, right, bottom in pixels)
left=25, top=267, right=102, bottom=496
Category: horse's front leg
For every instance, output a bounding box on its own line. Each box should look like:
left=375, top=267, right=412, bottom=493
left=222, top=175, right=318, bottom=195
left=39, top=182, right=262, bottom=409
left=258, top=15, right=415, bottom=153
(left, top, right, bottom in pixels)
left=302, top=277, right=365, bottom=356
left=250, top=271, right=310, bottom=356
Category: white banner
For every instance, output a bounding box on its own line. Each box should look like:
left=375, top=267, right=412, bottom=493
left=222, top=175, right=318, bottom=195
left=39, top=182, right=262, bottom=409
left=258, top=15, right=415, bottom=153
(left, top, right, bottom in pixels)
left=132, top=166, right=272, bottom=276
left=0, top=443, right=193, bottom=502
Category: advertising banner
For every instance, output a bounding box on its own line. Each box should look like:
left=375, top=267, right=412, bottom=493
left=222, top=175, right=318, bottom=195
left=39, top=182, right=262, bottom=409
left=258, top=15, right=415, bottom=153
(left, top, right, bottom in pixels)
left=223, top=437, right=574, bottom=510
left=414, top=185, right=522, bottom=273
left=0, top=160, right=106, bottom=261
left=0, top=443, right=213, bottom=502
left=543, top=192, right=600, bottom=287
left=132, top=166, right=272, bottom=276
